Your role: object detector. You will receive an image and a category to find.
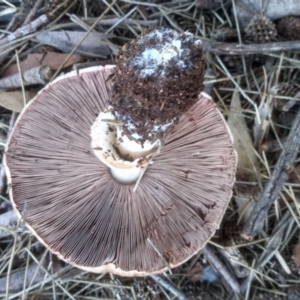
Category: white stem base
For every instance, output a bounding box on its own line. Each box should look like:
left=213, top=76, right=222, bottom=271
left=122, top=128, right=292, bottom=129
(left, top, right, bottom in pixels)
left=91, top=108, right=160, bottom=184
left=110, top=167, right=144, bottom=184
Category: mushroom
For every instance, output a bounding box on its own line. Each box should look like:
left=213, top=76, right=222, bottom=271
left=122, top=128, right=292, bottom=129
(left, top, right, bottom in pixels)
left=5, top=28, right=237, bottom=276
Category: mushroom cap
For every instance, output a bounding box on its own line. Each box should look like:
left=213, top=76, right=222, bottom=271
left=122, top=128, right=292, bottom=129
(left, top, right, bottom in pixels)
left=5, top=65, right=237, bottom=276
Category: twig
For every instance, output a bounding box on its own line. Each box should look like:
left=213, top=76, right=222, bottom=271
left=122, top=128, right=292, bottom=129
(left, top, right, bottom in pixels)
left=0, top=0, right=74, bottom=47
left=241, top=92, right=300, bottom=241
left=0, top=11, right=22, bottom=65
left=89, top=17, right=158, bottom=26
left=203, top=245, right=240, bottom=293
left=0, top=65, right=53, bottom=89
left=0, top=14, right=48, bottom=46
left=150, top=275, right=188, bottom=300
left=22, top=0, right=45, bottom=26
left=202, top=40, right=300, bottom=55
left=218, top=245, right=250, bottom=278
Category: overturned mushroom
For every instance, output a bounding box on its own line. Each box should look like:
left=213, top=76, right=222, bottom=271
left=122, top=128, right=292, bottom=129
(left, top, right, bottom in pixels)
left=5, top=28, right=237, bottom=276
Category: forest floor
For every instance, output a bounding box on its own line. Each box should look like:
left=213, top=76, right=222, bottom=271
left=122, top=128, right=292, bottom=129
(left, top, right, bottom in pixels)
left=0, top=0, right=300, bottom=299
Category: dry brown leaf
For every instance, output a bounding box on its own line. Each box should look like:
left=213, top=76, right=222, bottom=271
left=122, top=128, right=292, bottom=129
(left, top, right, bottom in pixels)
left=1, top=52, right=86, bottom=78
left=292, top=244, right=300, bottom=267
left=253, top=87, right=275, bottom=149
left=0, top=90, right=36, bottom=112
left=228, top=86, right=260, bottom=179
left=35, top=31, right=115, bottom=57
left=227, top=84, right=260, bottom=222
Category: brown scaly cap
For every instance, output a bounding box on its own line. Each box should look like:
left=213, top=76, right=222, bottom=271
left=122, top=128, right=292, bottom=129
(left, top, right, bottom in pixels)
left=5, top=65, right=236, bottom=276
left=277, top=16, right=300, bottom=41
left=109, top=27, right=205, bottom=143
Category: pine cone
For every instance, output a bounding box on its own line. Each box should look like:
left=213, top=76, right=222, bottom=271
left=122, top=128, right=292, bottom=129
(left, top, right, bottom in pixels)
left=287, top=287, right=300, bottom=300
left=287, top=259, right=300, bottom=275
left=89, top=0, right=106, bottom=16
left=274, top=83, right=299, bottom=112
left=277, top=16, right=300, bottom=40
left=134, top=278, right=159, bottom=300
left=21, top=0, right=36, bottom=9
left=221, top=55, right=243, bottom=70
left=221, top=54, right=265, bottom=71
left=223, top=222, right=245, bottom=244
left=45, top=0, right=60, bottom=12
left=195, top=0, right=220, bottom=9
left=279, top=111, right=297, bottom=128
left=245, top=15, right=277, bottom=43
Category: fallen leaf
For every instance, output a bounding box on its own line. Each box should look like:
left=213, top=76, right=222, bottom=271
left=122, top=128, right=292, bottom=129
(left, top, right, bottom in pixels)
left=2, top=52, right=86, bottom=78
left=227, top=82, right=260, bottom=222
left=35, top=31, right=116, bottom=57
left=228, top=84, right=260, bottom=179
left=253, top=87, right=275, bottom=149
left=0, top=91, right=36, bottom=112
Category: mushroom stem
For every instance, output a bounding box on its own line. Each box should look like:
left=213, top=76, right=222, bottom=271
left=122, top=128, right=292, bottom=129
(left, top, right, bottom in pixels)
left=91, top=109, right=161, bottom=184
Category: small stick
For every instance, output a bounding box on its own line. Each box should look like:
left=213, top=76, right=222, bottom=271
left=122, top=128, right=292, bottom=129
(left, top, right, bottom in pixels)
left=0, top=11, right=23, bottom=64
left=203, top=244, right=240, bottom=293
left=22, top=0, right=45, bottom=26
left=218, top=244, right=250, bottom=278
left=0, top=65, right=53, bottom=89
left=202, top=40, right=300, bottom=55
left=0, top=14, right=49, bottom=46
left=241, top=92, right=300, bottom=241
left=0, top=0, right=73, bottom=48
left=91, top=17, right=158, bottom=26
left=150, top=275, right=188, bottom=300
